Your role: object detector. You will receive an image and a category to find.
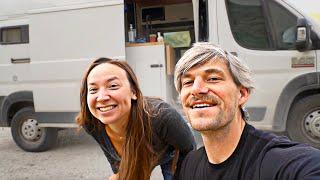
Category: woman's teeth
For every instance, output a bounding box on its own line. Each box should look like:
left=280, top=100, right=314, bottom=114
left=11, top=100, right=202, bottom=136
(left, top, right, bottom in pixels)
left=99, top=105, right=115, bottom=112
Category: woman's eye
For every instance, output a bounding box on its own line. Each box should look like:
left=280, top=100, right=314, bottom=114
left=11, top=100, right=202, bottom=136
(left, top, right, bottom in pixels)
left=88, top=88, right=97, bottom=94
left=109, top=84, right=119, bottom=90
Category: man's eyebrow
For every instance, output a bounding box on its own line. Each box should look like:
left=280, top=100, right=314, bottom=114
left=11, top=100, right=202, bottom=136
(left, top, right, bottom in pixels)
left=181, top=73, right=192, bottom=79
left=204, top=68, right=224, bottom=75
left=181, top=68, right=224, bottom=79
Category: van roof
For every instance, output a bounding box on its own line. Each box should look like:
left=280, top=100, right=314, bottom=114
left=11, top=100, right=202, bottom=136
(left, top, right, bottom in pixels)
left=0, top=0, right=121, bottom=19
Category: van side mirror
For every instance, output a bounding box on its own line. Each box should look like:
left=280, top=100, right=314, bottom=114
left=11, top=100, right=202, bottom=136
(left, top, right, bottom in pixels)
left=295, top=18, right=312, bottom=51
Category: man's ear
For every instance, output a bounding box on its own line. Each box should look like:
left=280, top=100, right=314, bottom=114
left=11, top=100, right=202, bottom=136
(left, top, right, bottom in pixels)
left=239, top=87, right=249, bottom=106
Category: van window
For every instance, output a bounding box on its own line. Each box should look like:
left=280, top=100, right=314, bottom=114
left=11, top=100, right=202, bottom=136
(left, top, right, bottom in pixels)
left=267, top=0, right=297, bottom=50
left=0, top=25, right=29, bottom=44
left=226, top=0, right=270, bottom=49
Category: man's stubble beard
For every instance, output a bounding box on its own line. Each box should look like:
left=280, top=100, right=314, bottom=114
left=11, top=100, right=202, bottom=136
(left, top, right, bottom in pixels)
left=188, top=100, right=237, bottom=133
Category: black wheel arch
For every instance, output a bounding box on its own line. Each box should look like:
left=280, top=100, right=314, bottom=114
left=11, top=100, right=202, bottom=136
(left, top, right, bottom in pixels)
left=0, top=91, right=34, bottom=127
left=273, top=72, right=320, bottom=131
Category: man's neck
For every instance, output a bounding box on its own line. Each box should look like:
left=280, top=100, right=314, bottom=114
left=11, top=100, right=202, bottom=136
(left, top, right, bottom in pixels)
left=201, top=116, right=246, bottom=164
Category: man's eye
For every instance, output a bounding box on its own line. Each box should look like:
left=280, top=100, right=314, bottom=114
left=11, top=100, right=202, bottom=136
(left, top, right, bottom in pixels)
left=208, top=77, right=219, bottom=82
left=182, top=80, right=193, bottom=86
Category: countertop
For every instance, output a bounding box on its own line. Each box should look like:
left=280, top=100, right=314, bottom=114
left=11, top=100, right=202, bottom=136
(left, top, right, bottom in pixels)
left=125, top=42, right=165, bottom=47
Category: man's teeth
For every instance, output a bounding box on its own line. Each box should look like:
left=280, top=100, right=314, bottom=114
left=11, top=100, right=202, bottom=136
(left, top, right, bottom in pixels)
left=99, top=105, right=115, bottom=112
left=192, top=104, right=211, bottom=109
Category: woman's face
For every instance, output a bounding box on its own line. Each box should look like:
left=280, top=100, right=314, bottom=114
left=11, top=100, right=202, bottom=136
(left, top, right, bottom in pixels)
left=86, top=63, right=137, bottom=126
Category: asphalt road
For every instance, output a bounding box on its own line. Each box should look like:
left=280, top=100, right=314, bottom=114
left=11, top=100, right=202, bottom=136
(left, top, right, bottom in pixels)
left=0, top=127, right=163, bottom=180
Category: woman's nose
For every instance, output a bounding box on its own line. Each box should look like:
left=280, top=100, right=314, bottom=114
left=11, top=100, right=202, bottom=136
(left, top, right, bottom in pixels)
left=192, top=77, right=209, bottom=95
left=96, top=89, right=110, bottom=101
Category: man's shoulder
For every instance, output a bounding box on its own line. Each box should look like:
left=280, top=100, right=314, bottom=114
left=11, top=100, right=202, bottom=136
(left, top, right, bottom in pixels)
left=246, top=124, right=320, bottom=162
left=244, top=124, right=298, bottom=152
left=243, top=125, right=320, bottom=178
left=259, top=138, right=320, bottom=178
left=263, top=142, right=320, bottom=161
left=245, top=124, right=283, bottom=142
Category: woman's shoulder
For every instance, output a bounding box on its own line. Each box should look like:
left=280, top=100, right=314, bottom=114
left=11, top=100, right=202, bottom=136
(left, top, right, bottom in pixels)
left=82, top=123, right=102, bottom=138
left=145, top=96, right=168, bottom=107
left=145, top=97, right=175, bottom=116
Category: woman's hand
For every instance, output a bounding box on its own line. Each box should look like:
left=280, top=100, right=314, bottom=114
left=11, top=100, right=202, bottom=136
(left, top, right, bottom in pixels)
left=109, top=173, right=119, bottom=180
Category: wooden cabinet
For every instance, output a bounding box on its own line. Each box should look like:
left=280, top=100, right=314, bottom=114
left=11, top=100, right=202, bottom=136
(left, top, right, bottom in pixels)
left=162, top=0, right=191, bottom=5
left=135, top=0, right=162, bottom=6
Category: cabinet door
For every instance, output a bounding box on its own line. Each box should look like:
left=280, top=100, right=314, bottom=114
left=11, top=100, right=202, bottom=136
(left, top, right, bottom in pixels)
left=125, top=44, right=166, bottom=99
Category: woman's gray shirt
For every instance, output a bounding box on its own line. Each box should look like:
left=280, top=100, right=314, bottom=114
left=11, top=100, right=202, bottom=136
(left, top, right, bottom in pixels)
left=84, top=98, right=196, bottom=173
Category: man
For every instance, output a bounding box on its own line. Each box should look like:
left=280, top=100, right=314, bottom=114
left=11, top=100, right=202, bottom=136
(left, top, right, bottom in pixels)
left=174, top=42, right=320, bottom=179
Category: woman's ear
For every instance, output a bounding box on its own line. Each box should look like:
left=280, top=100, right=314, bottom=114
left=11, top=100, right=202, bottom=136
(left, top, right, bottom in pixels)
left=131, top=90, right=137, bottom=100
left=132, top=94, right=137, bottom=100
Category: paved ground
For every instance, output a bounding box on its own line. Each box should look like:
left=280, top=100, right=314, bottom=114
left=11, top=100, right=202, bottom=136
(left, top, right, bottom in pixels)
left=0, top=123, right=288, bottom=180
left=0, top=127, right=165, bottom=180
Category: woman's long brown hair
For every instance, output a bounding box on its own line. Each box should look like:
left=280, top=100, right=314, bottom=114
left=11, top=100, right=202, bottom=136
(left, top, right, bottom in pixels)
left=76, top=58, right=157, bottom=180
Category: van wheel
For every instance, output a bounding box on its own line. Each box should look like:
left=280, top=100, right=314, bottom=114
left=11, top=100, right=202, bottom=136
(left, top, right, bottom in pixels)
left=287, top=94, right=320, bottom=148
left=11, top=107, right=58, bottom=152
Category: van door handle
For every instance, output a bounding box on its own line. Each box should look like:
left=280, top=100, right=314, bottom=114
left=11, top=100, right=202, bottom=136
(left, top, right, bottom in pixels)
left=11, top=58, right=30, bottom=64
left=150, top=64, right=163, bottom=68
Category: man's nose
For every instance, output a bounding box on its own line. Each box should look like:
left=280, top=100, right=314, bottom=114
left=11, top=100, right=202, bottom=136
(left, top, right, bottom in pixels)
left=96, top=89, right=110, bottom=101
left=192, top=77, right=209, bottom=95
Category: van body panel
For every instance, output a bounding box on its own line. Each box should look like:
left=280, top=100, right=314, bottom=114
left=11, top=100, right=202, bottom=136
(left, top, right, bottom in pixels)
left=0, top=18, right=30, bottom=66
left=29, top=4, right=125, bottom=62
left=273, top=72, right=320, bottom=131
left=0, top=1, right=125, bottom=113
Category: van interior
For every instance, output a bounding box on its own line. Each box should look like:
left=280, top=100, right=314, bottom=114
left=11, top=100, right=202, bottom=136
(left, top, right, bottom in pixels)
left=124, top=0, right=195, bottom=60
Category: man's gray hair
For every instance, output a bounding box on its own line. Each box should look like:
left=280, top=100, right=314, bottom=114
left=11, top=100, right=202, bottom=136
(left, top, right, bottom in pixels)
left=174, top=42, right=254, bottom=93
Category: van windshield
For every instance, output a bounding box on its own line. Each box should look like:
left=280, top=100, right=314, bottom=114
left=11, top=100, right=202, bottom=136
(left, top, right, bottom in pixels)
left=285, top=0, right=320, bottom=38
left=287, top=0, right=320, bottom=24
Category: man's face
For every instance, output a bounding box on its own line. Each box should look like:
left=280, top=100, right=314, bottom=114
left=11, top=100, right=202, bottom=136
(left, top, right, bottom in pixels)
left=180, top=58, right=248, bottom=132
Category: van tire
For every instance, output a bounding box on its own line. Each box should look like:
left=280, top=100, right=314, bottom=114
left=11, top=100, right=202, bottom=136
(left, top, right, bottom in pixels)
left=287, top=94, right=320, bottom=148
left=11, top=107, right=58, bottom=152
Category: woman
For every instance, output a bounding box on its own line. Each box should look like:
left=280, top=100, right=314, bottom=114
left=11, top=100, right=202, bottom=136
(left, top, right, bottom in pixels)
left=76, top=58, right=195, bottom=180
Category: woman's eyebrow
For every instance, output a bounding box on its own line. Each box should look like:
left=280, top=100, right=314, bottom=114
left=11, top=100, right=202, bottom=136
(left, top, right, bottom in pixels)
left=88, top=76, right=119, bottom=85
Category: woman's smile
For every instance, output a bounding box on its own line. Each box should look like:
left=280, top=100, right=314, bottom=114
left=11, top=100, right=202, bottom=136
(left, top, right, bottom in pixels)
left=98, top=104, right=117, bottom=112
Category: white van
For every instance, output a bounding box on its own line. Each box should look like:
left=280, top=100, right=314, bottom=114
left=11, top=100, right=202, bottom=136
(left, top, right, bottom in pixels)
left=0, top=0, right=319, bottom=151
